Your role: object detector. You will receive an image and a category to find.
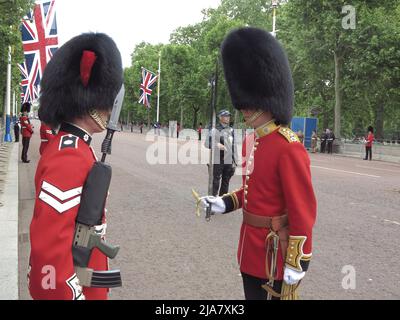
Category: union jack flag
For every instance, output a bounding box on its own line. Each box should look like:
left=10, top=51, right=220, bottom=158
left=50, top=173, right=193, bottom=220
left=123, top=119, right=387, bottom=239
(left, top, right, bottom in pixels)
left=19, top=0, right=59, bottom=103
left=139, top=68, right=158, bottom=108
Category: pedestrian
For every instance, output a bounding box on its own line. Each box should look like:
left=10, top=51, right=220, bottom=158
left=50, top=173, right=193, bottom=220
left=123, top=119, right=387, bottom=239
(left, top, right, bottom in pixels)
left=199, top=28, right=316, bottom=300
left=205, top=110, right=237, bottom=196
left=198, top=122, right=203, bottom=141
left=13, top=119, right=20, bottom=143
left=320, top=130, right=327, bottom=153
left=28, top=33, right=123, bottom=300
left=39, top=121, right=56, bottom=156
left=177, top=122, right=181, bottom=139
left=364, top=126, right=374, bottom=161
left=20, top=102, right=34, bottom=163
left=139, top=122, right=144, bottom=134
left=326, top=129, right=335, bottom=154
left=311, top=130, right=318, bottom=153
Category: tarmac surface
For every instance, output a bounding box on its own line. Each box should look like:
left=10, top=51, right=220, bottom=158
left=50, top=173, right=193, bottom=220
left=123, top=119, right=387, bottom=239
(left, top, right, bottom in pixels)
left=18, top=121, right=400, bottom=300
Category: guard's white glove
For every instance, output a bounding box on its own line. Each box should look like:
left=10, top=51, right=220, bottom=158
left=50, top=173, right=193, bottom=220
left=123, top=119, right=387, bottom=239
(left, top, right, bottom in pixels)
left=200, top=196, right=226, bottom=214
left=283, top=267, right=306, bottom=285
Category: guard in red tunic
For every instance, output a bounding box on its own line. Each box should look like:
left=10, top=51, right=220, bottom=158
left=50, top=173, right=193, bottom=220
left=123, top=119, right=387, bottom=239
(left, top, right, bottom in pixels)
left=364, top=126, right=374, bottom=161
left=29, top=33, right=123, bottom=300
left=39, top=122, right=56, bottom=156
left=20, top=102, right=34, bottom=163
left=200, top=28, right=317, bottom=300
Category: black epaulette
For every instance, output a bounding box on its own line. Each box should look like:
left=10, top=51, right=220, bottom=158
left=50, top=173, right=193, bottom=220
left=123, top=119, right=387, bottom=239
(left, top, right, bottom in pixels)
left=59, top=135, right=79, bottom=151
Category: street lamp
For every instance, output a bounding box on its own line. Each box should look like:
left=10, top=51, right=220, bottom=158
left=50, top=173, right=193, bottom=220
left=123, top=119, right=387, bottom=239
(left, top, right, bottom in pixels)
left=4, top=45, right=13, bottom=142
left=3, top=16, right=34, bottom=142
left=271, top=0, right=279, bottom=38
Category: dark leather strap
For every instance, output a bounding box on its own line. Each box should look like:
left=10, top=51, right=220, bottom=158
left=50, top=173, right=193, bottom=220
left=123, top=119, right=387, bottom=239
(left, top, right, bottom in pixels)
left=243, top=210, right=288, bottom=231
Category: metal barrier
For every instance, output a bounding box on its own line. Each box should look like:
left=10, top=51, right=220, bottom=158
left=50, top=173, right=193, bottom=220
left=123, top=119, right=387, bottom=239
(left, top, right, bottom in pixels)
left=341, top=139, right=400, bottom=163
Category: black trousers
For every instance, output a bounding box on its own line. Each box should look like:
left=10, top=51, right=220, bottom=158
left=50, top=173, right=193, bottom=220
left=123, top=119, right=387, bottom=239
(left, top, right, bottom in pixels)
left=21, top=137, right=30, bottom=161
left=365, top=147, right=372, bottom=160
left=14, top=129, right=20, bottom=142
left=320, top=140, right=326, bottom=153
left=327, top=142, right=333, bottom=154
left=242, top=273, right=283, bottom=300
left=212, top=163, right=235, bottom=196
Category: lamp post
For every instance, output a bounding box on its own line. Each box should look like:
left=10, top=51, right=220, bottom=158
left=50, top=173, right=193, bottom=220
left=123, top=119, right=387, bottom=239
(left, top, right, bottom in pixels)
left=4, top=45, right=13, bottom=142
left=271, top=0, right=279, bottom=38
left=156, top=51, right=161, bottom=124
left=4, top=15, right=34, bottom=142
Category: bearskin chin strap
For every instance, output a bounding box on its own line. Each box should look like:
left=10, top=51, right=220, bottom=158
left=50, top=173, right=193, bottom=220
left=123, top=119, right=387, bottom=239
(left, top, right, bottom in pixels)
left=246, top=110, right=265, bottom=127
left=89, top=109, right=107, bottom=131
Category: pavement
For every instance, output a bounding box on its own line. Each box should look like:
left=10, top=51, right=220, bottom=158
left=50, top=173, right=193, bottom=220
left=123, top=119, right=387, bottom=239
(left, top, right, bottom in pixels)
left=3, top=121, right=400, bottom=300
left=0, top=142, right=19, bottom=300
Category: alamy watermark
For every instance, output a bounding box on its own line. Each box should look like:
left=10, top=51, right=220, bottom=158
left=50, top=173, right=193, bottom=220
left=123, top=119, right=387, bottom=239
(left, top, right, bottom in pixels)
left=341, top=265, right=356, bottom=290
left=145, top=128, right=257, bottom=176
left=342, top=5, right=356, bottom=30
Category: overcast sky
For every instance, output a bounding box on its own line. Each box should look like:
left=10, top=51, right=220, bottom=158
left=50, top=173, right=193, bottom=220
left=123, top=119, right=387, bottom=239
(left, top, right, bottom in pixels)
left=56, top=0, right=221, bottom=68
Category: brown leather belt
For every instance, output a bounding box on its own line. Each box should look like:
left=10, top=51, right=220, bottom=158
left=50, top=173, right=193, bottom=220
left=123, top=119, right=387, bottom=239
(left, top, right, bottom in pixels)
left=243, top=209, right=288, bottom=231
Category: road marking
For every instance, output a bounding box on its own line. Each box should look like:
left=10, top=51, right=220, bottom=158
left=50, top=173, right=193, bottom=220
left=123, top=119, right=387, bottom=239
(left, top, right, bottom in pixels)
left=311, top=165, right=381, bottom=178
left=356, top=165, right=400, bottom=174
left=383, top=219, right=400, bottom=226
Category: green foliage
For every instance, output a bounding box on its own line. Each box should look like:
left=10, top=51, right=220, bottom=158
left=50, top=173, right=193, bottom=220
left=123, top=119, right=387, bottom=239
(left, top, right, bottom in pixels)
left=125, top=12, right=245, bottom=128
left=122, top=0, right=399, bottom=138
left=279, top=0, right=400, bottom=139
left=0, top=0, right=35, bottom=115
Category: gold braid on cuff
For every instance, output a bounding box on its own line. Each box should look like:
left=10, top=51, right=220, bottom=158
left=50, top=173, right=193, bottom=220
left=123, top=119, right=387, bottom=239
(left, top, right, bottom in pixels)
left=285, top=236, right=312, bottom=272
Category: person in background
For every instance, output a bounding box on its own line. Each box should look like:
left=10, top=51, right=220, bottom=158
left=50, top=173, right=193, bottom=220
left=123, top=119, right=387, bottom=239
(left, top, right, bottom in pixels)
left=20, top=102, right=34, bottom=163
left=205, top=109, right=237, bottom=197
left=364, top=126, right=374, bottom=161
left=39, top=122, right=56, bottom=155
left=14, top=119, right=20, bottom=143
left=198, top=122, right=203, bottom=141
left=320, top=130, right=327, bottom=153
left=177, top=122, right=181, bottom=139
left=139, top=122, right=144, bottom=134
left=326, top=129, right=335, bottom=154
left=311, top=130, right=318, bottom=153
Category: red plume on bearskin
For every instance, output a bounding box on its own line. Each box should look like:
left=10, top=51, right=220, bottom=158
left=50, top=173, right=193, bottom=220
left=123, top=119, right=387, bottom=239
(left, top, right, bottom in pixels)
left=38, top=33, right=123, bottom=127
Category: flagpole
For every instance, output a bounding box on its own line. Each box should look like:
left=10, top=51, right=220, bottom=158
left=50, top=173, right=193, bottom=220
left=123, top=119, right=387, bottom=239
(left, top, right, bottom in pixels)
left=156, top=51, right=161, bottom=124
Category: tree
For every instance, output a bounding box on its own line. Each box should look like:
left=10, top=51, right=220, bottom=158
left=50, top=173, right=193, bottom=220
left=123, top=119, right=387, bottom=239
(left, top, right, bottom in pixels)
left=0, top=0, right=35, bottom=115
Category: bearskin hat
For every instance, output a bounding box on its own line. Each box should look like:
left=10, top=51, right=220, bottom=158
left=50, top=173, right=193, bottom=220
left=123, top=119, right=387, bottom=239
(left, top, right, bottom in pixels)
left=368, top=126, right=374, bottom=133
left=221, top=27, right=294, bottom=125
left=39, top=33, right=123, bottom=127
left=21, top=102, right=31, bottom=113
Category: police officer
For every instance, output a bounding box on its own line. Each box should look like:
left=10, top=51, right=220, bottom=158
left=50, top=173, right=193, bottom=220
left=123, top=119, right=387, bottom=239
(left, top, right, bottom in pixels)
left=326, top=129, right=335, bottom=154
left=205, top=109, right=238, bottom=196
left=320, top=130, right=327, bottom=153
left=199, top=27, right=317, bottom=300
left=29, top=33, right=123, bottom=300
